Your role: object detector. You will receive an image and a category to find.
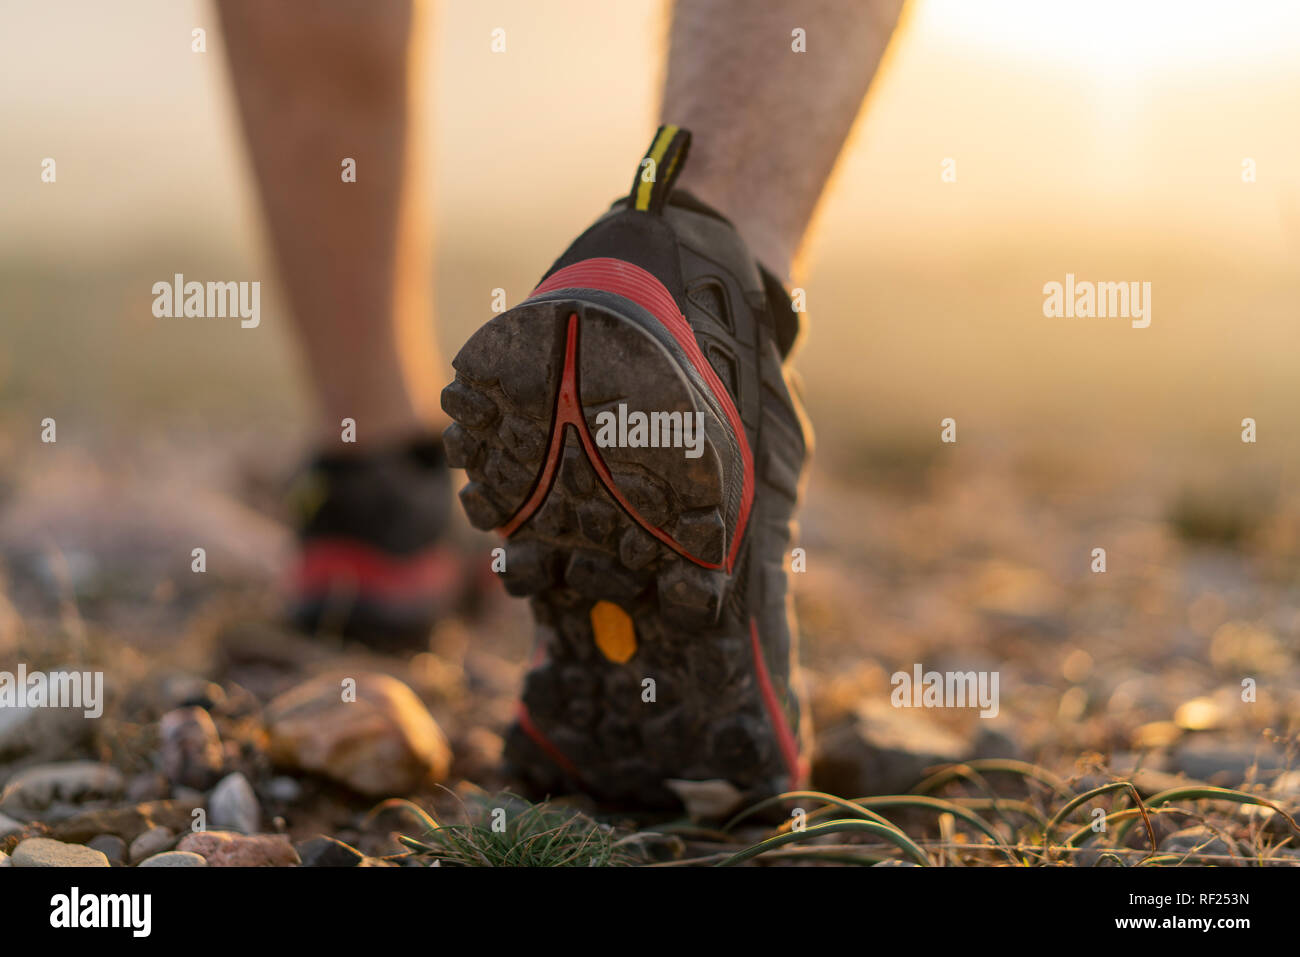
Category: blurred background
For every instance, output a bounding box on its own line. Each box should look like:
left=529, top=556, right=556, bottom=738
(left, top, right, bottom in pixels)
left=4, top=0, right=1299, bottom=446
left=2, top=0, right=1298, bottom=789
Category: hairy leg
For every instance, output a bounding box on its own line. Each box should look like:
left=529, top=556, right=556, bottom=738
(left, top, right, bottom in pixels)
left=217, top=0, right=444, bottom=448
left=662, top=0, right=905, bottom=279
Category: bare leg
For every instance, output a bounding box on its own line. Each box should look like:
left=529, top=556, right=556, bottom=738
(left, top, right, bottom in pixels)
left=662, top=0, right=905, bottom=279
left=217, top=0, right=444, bottom=448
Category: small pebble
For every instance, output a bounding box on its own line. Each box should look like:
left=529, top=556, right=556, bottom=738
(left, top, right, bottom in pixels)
left=159, top=707, right=224, bottom=790
left=265, top=776, right=302, bottom=803
left=296, top=835, right=364, bottom=867
left=265, top=672, right=451, bottom=796
left=129, top=825, right=175, bottom=864
left=0, top=762, right=124, bottom=818
left=12, top=837, right=111, bottom=867
left=87, top=834, right=128, bottom=865
left=0, top=684, right=90, bottom=763
left=139, top=850, right=207, bottom=867
left=177, top=831, right=300, bottom=867
left=209, top=772, right=261, bottom=834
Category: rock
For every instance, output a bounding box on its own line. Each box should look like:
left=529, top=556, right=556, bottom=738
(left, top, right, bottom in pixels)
left=1161, top=826, right=1239, bottom=861
left=0, top=703, right=88, bottom=763
left=138, top=850, right=207, bottom=867
left=209, top=772, right=260, bottom=834
left=266, top=672, right=451, bottom=797
left=0, top=851, right=8, bottom=866
left=176, top=831, right=299, bottom=867
left=1168, top=736, right=1285, bottom=786
left=665, top=779, right=745, bottom=821
left=128, top=825, right=174, bottom=863
left=49, top=799, right=201, bottom=844
left=159, top=706, right=224, bottom=790
left=0, top=762, right=124, bottom=819
left=87, top=834, right=127, bottom=865
left=265, top=776, right=302, bottom=803
left=296, top=835, right=365, bottom=867
left=0, top=473, right=290, bottom=599
left=12, top=837, right=111, bottom=867
left=812, top=700, right=968, bottom=797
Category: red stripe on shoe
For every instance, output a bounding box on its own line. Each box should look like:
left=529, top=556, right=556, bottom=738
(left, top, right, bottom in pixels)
left=749, top=617, right=804, bottom=789
left=497, top=313, right=580, bottom=540
left=498, top=313, right=726, bottom=570
left=528, top=258, right=754, bottom=572
left=289, top=539, right=462, bottom=602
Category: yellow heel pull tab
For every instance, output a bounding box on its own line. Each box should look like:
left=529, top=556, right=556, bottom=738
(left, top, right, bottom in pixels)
left=590, top=601, right=637, bottom=663
left=628, top=124, right=692, bottom=214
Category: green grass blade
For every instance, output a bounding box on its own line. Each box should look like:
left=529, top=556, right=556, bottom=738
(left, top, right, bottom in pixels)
left=723, top=790, right=898, bottom=832
left=1132, top=785, right=1300, bottom=839
left=719, top=819, right=931, bottom=867
left=907, top=763, right=1020, bottom=834
left=914, top=759, right=1070, bottom=798
left=1044, top=782, right=1156, bottom=858
left=852, top=796, right=1009, bottom=850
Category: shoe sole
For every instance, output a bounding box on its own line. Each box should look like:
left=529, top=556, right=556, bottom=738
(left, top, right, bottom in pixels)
left=443, top=289, right=798, bottom=808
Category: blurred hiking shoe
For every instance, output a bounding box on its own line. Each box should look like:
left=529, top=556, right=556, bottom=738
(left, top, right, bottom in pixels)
left=442, top=125, right=812, bottom=808
left=284, top=435, right=465, bottom=652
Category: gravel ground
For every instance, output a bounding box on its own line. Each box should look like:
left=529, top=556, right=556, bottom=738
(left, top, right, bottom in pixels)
left=1, top=429, right=1297, bottom=865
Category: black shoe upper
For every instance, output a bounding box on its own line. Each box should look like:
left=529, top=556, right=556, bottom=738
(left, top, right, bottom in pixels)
left=288, top=435, right=452, bottom=556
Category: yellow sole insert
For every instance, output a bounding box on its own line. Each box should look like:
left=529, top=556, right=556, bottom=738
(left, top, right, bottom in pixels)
left=590, top=600, right=637, bottom=663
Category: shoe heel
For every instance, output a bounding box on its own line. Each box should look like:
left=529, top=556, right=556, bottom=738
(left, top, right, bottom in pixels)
left=443, top=291, right=746, bottom=574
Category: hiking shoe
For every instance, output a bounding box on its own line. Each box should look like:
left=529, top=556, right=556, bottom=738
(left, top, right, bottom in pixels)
left=442, top=125, right=812, bottom=808
left=285, top=435, right=464, bottom=651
